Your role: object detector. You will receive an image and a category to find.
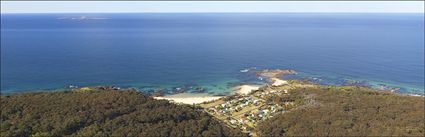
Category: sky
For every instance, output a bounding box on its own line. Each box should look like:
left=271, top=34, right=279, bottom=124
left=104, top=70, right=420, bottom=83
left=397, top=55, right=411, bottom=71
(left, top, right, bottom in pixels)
left=1, top=1, right=424, bottom=13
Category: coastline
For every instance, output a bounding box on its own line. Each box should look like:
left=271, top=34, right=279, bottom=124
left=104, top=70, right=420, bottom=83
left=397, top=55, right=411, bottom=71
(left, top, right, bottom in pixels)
left=153, top=93, right=223, bottom=104
left=270, top=78, right=288, bottom=86
left=3, top=75, right=423, bottom=137
left=152, top=75, right=424, bottom=105
left=152, top=73, right=290, bottom=105
left=153, top=84, right=264, bottom=104
left=233, top=85, right=262, bottom=95
left=2, top=69, right=424, bottom=97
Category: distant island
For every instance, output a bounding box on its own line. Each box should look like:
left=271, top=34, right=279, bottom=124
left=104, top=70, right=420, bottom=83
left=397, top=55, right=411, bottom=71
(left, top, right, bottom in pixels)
left=57, top=16, right=110, bottom=20
left=1, top=70, right=424, bottom=136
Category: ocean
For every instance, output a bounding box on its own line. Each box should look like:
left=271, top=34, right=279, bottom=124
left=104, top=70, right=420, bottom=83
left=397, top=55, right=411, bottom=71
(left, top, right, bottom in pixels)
left=1, top=13, right=424, bottom=95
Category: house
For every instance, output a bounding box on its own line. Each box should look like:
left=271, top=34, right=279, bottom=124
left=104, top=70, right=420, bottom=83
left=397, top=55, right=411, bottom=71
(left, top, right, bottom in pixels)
left=230, top=120, right=237, bottom=124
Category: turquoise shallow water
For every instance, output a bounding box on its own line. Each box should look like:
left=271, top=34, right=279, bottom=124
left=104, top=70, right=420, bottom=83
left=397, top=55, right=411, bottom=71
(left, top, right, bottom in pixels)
left=1, top=13, right=424, bottom=95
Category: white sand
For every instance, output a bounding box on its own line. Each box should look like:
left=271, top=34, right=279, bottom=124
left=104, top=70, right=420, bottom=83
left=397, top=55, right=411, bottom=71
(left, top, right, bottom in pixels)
left=233, top=85, right=261, bottom=95
left=154, top=95, right=222, bottom=105
left=154, top=84, right=264, bottom=104
left=271, top=78, right=288, bottom=86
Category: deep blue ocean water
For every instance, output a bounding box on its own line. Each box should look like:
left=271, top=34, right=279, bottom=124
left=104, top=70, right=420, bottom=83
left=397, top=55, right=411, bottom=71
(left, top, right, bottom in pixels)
left=1, top=13, right=424, bottom=95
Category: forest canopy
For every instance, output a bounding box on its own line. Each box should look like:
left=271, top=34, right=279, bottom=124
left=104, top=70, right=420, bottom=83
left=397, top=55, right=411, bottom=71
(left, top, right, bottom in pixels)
left=1, top=85, right=424, bottom=137
left=0, top=89, right=246, bottom=137
left=256, top=86, right=425, bottom=136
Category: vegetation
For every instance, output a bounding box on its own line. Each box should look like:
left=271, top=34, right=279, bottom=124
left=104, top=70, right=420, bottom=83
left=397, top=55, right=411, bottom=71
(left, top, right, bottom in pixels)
left=0, top=89, right=247, bottom=137
left=200, top=81, right=314, bottom=133
left=2, top=83, right=423, bottom=137
left=256, top=86, right=425, bottom=136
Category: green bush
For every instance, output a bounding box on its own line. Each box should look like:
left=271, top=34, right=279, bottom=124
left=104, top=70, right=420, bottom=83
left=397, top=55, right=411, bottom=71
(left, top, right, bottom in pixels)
left=256, top=86, right=424, bottom=136
left=1, top=89, right=247, bottom=137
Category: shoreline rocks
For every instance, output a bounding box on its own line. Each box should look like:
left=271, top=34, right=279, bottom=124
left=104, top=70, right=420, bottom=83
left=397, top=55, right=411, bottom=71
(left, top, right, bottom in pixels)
left=256, top=69, right=297, bottom=79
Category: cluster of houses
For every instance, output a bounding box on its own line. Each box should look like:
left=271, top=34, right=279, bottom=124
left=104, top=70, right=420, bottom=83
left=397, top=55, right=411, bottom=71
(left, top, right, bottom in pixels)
left=204, top=87, right=293, bottom=132
left=253, top=105, right=281, bottom=120
left=253, top=89, right=288, bottom=98
left=231, top=104, right=283, bottom=130
left=207, top=97, right=262, bottom=115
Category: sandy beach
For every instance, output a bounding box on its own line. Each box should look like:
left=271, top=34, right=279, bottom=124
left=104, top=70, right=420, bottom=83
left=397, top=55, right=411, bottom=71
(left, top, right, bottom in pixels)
left=271, top=78, right=288, bottom=86
left=154, top=93, right=223, bottom=104
left=153, top=78, right=287, bottom=104
left=155, top=84, right=264, bottom=104
left=233, top=85, right=261, bottom=95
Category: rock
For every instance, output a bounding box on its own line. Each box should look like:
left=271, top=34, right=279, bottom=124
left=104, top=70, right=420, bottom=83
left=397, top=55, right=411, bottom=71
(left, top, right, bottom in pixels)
left=191, top=86, right=207, bottom=93
left=172, top=87, right=186, bottom=94
left=255, top=69, right=297, bottom=79
left=152, top=89, right=166, bottom=97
